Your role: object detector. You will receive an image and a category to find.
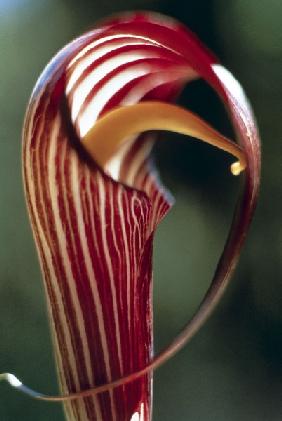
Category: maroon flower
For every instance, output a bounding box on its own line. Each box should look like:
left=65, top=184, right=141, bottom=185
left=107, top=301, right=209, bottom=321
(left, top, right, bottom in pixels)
left=1, top=12, right=260, bottom=421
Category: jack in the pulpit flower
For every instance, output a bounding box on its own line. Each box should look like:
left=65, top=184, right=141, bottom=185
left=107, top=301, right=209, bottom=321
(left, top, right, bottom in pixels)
left=1, top=11, right=260, bottom=421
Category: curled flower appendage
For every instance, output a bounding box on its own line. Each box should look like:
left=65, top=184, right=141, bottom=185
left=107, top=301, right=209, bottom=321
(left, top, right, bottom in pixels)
left=1, top=12, right=260, bottom=421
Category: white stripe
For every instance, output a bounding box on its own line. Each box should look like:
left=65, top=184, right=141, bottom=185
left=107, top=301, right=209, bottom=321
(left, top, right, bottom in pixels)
left=120, top=69, right=188, bottom=106
left=24, top=97, right=75, bottom=397
left=117, top=185, right=132, bottom=337
left=84, top=170, right=118, bottom=419
left=69, top=155, right=118, bottom=419
left=68, top=33, right=165, bottom=69
left=47, top=116, right=91, bottom=420
left=26, top=104, right=79, bottom=390
left=78, top=64, right=151, bottom=137
left=83, top=169, right=113, bottom=380
left=97, top=173, right=124, bottom=371
left=125, top=141, right=154, bottom=187
left=67, top=40, right=153, bottom=93
left=71, top=50, right=155, bottom=123
left=25, top=109, right=88, bottom=419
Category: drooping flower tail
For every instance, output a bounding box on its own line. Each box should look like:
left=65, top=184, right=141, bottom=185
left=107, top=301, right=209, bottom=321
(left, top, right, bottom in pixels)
left=2, top=11, right=260, bottom=421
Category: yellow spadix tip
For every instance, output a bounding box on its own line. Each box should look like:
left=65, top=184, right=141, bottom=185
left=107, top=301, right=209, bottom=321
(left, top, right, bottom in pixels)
left=82, top=101, right=247, bottom=177
left=231, top=161, right=245, bottom=176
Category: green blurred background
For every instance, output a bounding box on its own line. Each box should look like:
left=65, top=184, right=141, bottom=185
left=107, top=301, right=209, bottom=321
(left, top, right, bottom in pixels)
left=0, top=0, right=281, bottom=419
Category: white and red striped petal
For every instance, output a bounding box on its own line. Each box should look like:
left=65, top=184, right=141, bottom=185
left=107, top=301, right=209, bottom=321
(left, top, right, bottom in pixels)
left=19, top=11, right=260, bottom=421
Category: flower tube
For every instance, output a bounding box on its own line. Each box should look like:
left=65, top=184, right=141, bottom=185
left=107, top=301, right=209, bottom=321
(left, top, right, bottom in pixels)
left=1, top=12, right=260, bottom=421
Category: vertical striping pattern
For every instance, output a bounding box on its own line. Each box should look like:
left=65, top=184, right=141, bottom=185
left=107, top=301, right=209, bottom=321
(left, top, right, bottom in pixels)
left=22, top=11, right=260, bottom=421
left=24, top=98, right=160, bottom=419
left=23, top=14, right=198, bottom=420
